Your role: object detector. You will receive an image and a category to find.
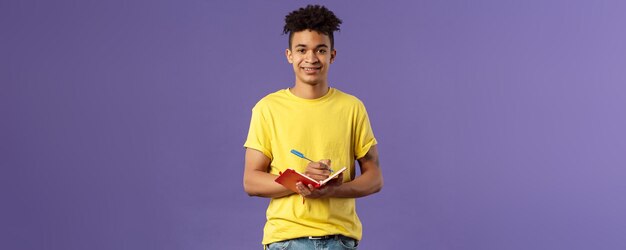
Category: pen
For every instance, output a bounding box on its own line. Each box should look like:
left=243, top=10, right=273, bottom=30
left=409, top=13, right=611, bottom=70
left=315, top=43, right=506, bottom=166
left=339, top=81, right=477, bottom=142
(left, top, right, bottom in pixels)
left=290, top=149, right=334, bottom=173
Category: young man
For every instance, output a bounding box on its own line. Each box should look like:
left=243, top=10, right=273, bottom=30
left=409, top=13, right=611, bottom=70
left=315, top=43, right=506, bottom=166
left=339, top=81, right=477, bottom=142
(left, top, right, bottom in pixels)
left=243, top=5, right=383, bottom=249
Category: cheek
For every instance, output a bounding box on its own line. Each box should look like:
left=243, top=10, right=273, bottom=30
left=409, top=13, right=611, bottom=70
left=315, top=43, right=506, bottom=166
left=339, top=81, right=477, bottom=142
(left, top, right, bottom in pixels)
left=294, top=58, right=306, bottom=67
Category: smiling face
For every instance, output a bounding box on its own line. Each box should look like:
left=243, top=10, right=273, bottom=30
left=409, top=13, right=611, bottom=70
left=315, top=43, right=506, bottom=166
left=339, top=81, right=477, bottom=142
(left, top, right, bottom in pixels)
left=286, top=29, right=336, bottom=87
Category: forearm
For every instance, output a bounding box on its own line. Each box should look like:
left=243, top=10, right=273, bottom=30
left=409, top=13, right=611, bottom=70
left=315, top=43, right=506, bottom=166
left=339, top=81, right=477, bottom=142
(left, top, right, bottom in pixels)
left=332, top=167, right=383, bottom=198
left=243, top=170, right=294, bottom=198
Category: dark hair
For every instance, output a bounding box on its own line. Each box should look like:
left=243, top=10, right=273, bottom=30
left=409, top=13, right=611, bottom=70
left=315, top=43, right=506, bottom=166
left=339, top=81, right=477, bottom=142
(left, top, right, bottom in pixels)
left=283, top=5, right=342, bottom=50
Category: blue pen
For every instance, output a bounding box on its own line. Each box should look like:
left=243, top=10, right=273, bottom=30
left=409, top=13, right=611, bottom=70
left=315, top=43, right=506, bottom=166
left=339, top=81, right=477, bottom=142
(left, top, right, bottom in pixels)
left=290, top=149, right=334, bottom=173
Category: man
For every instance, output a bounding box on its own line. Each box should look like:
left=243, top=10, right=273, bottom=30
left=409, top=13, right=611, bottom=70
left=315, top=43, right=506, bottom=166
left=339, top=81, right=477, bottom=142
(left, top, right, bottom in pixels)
left=243, top=5, right=383, bottom=249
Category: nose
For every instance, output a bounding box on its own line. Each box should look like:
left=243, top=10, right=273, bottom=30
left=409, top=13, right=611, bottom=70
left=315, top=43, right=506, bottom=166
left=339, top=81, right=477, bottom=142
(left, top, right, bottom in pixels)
left=304, top=50, right=319, bottom=63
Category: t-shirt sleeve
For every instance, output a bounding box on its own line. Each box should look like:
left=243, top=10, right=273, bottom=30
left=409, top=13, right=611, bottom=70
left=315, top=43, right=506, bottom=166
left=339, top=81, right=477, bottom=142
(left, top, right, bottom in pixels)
left=243, top=104, right=273, bottom=160
left=354, top=102, right=377, bottom=159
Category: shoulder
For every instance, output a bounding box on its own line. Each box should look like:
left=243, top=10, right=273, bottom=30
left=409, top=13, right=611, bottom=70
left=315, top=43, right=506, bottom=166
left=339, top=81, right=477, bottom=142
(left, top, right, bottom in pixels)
left=332, top=88, right=367, bottom=109
left=252, top=89, right=289, bottom=111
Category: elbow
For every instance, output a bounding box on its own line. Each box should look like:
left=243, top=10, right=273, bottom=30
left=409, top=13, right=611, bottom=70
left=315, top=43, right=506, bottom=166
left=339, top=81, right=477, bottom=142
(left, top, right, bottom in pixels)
left=244, top=187, right=259, bottom=197
left=243, top=179, right=259, bottom=197
left=370, top=176, right=383, bottom=194
left=372, top=179, right=383, bottom=194
left=243, top=187, right=255, bottom=197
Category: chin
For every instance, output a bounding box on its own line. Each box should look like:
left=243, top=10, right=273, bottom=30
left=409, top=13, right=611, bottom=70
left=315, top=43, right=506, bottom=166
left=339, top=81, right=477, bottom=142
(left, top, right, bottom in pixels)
left=296, top=76, right=318, bottom=84
left=301, top=80, right=322, bottom=86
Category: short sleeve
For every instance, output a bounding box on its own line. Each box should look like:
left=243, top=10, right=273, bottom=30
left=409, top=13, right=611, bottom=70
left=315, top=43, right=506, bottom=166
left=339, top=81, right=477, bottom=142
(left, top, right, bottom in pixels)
left=354, top=102, right=377, bottom=159
left=243, top=104, right=273, bottom=160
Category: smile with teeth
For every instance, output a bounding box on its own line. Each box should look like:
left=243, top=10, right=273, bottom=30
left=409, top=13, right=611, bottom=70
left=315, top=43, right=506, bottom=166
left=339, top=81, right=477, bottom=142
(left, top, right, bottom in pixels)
left=302, top=67, right=321, bottom=72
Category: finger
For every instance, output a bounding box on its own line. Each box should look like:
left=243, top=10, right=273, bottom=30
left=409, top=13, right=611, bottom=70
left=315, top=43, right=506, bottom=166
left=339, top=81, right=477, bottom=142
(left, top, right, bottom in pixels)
left=320, top=159, right=331, bottom=166
left=336, top=173, right=344, bottom=183
left=305, top=167, right=330, bottom=176
left=308, top=162, right=327, bottom=170
left=296, top=182, right=303, bottom=193
left=326, top=173, right=343, bottom=186
left=308, top=172, right=329, bottom=178
left=306, top=173, right=329, bottom=181
left=297, top=182, right=311, bottom=196
left=296, top=182, right=306, bottom=194
left=307, top=184, right=319, bottom=197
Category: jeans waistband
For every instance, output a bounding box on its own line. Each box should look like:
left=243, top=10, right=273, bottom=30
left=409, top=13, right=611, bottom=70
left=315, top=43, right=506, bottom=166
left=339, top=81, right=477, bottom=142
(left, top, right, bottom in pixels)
left=306, top=234, right=341, bottom=240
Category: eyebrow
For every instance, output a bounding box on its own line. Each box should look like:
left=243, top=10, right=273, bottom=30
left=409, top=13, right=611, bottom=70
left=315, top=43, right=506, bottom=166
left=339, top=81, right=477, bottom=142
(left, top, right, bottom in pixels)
left=294, top=44, right=329, bottom=49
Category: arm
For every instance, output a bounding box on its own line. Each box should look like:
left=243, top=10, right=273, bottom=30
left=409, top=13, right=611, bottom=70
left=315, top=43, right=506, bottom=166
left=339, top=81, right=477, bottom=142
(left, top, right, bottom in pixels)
left=296, top=145, right=383, bottom=198
left=333, top=145, right=383, bottom=198
left=243, top=148, right=294, bottom=198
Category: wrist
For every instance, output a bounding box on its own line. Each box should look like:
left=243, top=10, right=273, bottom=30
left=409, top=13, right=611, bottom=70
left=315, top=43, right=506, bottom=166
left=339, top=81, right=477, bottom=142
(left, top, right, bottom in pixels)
left=326, top=185, right=342, bottom=198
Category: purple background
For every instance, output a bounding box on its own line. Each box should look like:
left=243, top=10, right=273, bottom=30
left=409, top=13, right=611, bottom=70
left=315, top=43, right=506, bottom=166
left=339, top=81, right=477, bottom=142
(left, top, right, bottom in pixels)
left=2, top=0, right=626, bottom=249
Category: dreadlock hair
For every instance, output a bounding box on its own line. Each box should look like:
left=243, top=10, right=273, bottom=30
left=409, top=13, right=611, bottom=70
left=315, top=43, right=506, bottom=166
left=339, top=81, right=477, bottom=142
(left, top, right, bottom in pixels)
left=283, top=5, right=343, bottom=50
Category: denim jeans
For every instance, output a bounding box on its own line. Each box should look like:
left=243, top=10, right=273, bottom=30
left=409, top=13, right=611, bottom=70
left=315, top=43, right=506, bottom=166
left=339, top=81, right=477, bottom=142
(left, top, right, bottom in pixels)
left=266, top=235, right=358, bottom=250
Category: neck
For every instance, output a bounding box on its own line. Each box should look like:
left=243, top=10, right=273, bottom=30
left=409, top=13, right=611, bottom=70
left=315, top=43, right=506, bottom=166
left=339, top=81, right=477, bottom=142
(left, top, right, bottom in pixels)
left=290, top=82, right=329, bottom=99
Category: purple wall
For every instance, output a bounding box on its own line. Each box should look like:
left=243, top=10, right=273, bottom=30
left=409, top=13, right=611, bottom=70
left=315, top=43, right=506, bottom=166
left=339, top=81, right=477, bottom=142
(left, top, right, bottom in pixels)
left=2, top=0, right=626, bottom=249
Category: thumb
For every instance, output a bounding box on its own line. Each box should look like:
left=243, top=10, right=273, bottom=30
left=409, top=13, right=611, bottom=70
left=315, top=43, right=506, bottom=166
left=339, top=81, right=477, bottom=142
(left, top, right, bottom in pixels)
left=331, top=173, right=344, bottom=185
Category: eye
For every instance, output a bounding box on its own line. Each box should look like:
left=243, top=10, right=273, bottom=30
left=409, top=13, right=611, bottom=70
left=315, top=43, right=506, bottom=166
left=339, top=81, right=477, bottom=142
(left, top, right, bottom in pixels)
left=318, top=49, right=327, bottom=54
left=297, top=49, right=306, bottom=54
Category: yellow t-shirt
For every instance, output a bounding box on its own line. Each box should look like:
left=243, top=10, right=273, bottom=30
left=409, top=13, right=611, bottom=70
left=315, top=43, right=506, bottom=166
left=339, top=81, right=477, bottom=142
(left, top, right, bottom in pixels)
left=244, top=88, right=377, bottom=245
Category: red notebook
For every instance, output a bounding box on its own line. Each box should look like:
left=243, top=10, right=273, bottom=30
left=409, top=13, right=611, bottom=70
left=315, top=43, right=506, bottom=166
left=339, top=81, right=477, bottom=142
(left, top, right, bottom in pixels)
left=275, top=167, right=347, bottom=193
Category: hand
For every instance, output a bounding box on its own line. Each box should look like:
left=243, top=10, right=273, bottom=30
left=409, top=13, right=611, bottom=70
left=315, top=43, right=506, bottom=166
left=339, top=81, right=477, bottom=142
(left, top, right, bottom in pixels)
left=305, top=159, right=333, bottom=181
left=296, top=173, right=344, bottom=199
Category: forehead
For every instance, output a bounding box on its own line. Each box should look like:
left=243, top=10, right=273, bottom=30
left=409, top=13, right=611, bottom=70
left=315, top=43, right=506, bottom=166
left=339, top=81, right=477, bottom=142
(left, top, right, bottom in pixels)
left=291, top=29, right=331, bottom=47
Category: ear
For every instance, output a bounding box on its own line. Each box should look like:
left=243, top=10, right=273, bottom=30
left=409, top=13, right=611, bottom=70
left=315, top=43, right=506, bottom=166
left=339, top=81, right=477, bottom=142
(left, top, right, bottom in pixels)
left=286, top=49, right=293, bottom=64
left=330, top=49, right=337, bottom=64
